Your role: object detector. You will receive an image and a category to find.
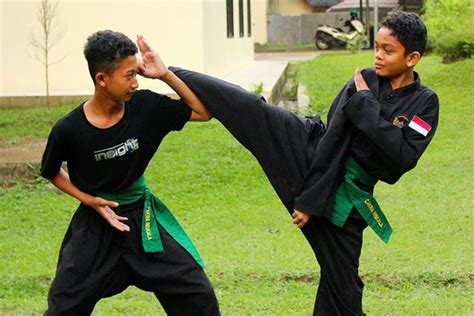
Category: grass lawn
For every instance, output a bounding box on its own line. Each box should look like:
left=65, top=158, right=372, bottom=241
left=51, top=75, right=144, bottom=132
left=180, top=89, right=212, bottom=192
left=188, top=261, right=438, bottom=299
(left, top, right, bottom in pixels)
left=0, top=104, right=78, bottom=147
left=254, top=43, right=318, bottom=52
left=0, top=53, right=472, bottom=314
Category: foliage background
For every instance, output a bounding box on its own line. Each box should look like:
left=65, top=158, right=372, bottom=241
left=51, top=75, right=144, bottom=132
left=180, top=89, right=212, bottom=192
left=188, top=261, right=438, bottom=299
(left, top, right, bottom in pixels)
left=422, top=0, right=474, bottom=62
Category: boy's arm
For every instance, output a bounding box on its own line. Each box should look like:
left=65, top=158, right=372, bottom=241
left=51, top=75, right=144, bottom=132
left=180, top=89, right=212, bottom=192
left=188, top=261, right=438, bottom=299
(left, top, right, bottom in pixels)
left=136, top=35, right=211, bottom=122
left=159, top=71, right=211, bottom=121
left=345, top=68, right=439, bottom=174
left=50, top=168, right=130, bottom=232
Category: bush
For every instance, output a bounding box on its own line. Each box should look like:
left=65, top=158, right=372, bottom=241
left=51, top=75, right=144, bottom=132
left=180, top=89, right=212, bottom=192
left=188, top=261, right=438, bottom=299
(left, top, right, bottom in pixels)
left=436, top=31, right=473, bottom=63
left=422, top=0, right=474, bottom=63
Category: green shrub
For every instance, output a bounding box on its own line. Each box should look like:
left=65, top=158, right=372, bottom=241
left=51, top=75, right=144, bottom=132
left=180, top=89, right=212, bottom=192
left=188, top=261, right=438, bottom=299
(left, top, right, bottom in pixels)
left=422, top=0, right=474, bottom=63
left=436, top=32, right=473, bottom=63
left=252, top=82, right=263, bottom=94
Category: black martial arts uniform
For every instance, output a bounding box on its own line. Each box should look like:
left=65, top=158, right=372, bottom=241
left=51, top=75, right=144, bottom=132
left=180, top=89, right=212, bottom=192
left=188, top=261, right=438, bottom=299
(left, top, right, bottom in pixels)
left=170, top=67, right=439, bottom=315
left=41, top=90, right=220, bottom=315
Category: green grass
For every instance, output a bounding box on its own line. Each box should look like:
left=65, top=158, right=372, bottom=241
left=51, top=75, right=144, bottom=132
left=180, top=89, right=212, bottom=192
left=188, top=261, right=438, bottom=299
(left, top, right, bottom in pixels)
left=254, top=43, right=318, bottom=52
left=0, top=103, right=78, bottom=146
left=0, top=54, right=473, bottom=314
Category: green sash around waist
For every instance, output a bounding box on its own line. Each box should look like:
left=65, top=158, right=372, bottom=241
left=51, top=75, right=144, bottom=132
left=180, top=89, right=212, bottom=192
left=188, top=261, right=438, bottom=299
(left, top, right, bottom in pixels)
left=332, top=156, right=393, bottom=243
left=97, top=175, right=204, bottom=268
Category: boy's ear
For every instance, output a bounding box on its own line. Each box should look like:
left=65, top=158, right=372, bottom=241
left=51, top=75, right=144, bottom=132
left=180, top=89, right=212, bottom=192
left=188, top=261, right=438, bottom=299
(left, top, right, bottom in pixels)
left=406, top=51, right=421, bottom=68
left=95, top=72, right=107, bottom=87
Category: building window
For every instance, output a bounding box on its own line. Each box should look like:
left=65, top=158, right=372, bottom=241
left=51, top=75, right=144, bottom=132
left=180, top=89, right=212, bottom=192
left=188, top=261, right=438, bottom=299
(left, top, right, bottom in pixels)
left=227, top=0, right=234, bottom=38
left=239, top=0, right=244, bottom=37
left=247, top=0, right=251, bottom=37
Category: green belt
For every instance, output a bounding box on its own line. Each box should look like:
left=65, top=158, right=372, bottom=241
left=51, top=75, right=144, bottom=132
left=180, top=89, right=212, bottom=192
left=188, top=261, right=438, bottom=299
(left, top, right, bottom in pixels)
left=96, top=175, right=204, bottom=268
left=332, top=156, right=393, bottom=243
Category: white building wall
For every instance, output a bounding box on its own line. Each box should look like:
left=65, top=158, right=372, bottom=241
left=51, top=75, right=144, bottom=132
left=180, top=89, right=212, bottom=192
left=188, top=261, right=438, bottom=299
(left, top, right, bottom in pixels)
left=0, top=0, right=253, bottom=98
left=251, top=0, right=267, bottom=44
left=203, top=0, right=254, bottom=77
left=278, top=0, right=314, bottom=16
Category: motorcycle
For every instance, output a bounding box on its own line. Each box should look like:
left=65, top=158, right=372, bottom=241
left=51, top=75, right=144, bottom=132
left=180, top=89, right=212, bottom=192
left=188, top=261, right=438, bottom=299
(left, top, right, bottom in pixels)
left=314, top=18, right=370, bottom=50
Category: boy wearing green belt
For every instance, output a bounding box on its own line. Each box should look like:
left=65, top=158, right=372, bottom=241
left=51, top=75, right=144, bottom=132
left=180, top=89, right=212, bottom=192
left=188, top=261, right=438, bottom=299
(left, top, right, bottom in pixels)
left=170, top=11, right=438, bottom=314
left=41, top=31, right=219, bottom=315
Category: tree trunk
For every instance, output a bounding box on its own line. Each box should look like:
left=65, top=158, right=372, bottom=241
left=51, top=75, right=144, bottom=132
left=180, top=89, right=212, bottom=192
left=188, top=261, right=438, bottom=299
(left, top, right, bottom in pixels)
left=45, top=32, right=50, bottom=109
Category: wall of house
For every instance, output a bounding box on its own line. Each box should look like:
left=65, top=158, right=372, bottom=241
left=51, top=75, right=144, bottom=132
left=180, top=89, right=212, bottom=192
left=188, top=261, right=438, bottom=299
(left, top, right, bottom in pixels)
left=278, top=0, right=314, bottom=16
left=267, top=12, right=353, bottom=45
left=251, top=0, right=267, bottom=44
left=0, top=0, right=253, bottom=102
left=203, top=0, right=254, bottom=77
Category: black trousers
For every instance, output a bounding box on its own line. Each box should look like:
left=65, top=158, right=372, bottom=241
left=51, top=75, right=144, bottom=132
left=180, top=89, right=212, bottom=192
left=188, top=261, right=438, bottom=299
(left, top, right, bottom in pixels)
left=171, top=67, right=368, bottom=315
left=45, top=201, right=220, bottom=316
left=294, top=205, right=368, bottom=316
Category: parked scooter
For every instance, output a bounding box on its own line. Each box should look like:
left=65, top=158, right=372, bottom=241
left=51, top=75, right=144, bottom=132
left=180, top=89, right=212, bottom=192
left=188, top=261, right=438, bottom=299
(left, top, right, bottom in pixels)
left=314, top=16, right=370, bottom=50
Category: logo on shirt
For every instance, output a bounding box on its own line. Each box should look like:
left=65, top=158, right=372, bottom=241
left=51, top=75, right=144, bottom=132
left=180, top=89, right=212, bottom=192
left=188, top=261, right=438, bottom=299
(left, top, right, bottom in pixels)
left=391, top=114, right=409, bottom=129
left=408, top=115, right=432, bottom=137
left=94, top=138, right=139, bottom=162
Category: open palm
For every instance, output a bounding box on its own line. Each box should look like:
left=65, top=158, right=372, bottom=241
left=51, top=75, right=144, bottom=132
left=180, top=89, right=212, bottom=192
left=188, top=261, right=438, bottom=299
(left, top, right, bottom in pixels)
left=137, top=35, right=168, bottom=79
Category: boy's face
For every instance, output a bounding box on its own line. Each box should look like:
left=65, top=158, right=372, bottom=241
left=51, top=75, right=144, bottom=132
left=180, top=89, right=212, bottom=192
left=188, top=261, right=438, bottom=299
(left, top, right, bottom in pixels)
left=101, top=55, right=139, bottom=102
left=374, top=27, right=415, bottom=78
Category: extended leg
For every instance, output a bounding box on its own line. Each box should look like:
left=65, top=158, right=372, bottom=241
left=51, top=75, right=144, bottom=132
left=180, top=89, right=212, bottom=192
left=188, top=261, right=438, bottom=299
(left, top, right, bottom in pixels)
left=171, top=67, right=316, bottom=204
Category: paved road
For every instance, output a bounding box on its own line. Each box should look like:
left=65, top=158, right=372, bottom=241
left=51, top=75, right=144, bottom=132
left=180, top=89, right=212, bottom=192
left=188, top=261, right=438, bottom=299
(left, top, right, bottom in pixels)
left=0, top=141, right=45, bottom=163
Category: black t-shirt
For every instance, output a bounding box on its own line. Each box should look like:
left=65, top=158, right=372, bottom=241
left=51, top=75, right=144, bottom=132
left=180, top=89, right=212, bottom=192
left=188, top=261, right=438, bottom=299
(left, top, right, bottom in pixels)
left=41, top=90, right=192, bottom=193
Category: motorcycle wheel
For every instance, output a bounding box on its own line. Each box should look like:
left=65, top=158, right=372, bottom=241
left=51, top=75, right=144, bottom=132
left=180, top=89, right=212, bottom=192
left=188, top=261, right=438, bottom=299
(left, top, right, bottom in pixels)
left=355, top=35, right=371, bottom=49
left=315, top=34, right=331, bottom=50
left=362, top=38, right=370, bottom=49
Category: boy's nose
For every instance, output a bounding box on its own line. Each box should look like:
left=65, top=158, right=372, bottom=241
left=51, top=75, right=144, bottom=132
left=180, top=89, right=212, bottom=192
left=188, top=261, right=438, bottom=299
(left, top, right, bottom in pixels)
left=375, top=50, right=383, bottom=60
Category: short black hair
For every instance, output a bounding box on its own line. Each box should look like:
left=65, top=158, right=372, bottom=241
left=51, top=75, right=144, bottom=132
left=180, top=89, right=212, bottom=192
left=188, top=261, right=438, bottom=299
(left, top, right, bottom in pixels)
left=83, top=30, right=138, bottom=83
left=379, top=11, right=427, bottom=56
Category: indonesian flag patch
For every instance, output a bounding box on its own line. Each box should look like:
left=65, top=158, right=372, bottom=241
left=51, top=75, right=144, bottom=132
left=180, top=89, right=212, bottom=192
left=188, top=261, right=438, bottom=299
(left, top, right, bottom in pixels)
left=408, top=115, right=432, bottom=137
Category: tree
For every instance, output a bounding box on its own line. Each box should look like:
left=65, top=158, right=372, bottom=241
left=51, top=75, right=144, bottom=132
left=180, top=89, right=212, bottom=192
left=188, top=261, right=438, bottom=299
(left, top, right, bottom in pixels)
left=29, top=0, right=65, bottom=108
left=422, top=0, right=473, bottom=63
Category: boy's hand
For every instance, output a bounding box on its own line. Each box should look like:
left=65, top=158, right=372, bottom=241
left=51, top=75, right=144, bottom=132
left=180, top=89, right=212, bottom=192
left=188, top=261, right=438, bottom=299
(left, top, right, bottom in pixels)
left=354, top=68, right=370, bottom=91
left=136, top=34, right=169, bottom=80
left=86, top=197, right=130, bottom=232
left=292, top=209, right=311, bottom=228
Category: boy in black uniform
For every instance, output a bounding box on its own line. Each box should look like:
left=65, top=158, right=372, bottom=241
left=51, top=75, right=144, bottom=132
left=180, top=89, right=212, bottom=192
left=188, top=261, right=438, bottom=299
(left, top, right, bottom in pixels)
left=170, top=12, right=438, bottom=315
left=41, top=31, right=220, bottom=315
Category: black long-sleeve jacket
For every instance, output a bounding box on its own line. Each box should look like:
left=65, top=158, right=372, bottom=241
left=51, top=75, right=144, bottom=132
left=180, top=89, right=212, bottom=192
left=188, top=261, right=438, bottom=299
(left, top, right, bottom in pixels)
left=294, top=68, right=439, bottom=217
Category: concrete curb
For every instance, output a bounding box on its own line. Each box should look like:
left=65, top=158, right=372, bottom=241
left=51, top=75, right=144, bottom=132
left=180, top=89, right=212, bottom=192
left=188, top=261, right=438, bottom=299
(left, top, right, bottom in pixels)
left=297, top=83, right=310, bottom=113
left=268, top=63, right=289, bottom=104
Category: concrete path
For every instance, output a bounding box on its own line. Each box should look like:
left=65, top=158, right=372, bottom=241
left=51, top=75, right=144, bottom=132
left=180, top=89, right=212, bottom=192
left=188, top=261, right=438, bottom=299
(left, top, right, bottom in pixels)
left=0, top=51, right=320, bottom=167
left=226, top=51, right=319, bottom=102
left=0, top=141, right=45, bottom=163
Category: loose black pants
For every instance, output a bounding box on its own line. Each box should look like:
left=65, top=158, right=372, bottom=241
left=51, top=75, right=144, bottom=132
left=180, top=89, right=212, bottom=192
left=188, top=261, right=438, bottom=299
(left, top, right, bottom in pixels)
left=46, top=201, right=220, bottom=315
left=171, top=67, right=368, bottom=315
